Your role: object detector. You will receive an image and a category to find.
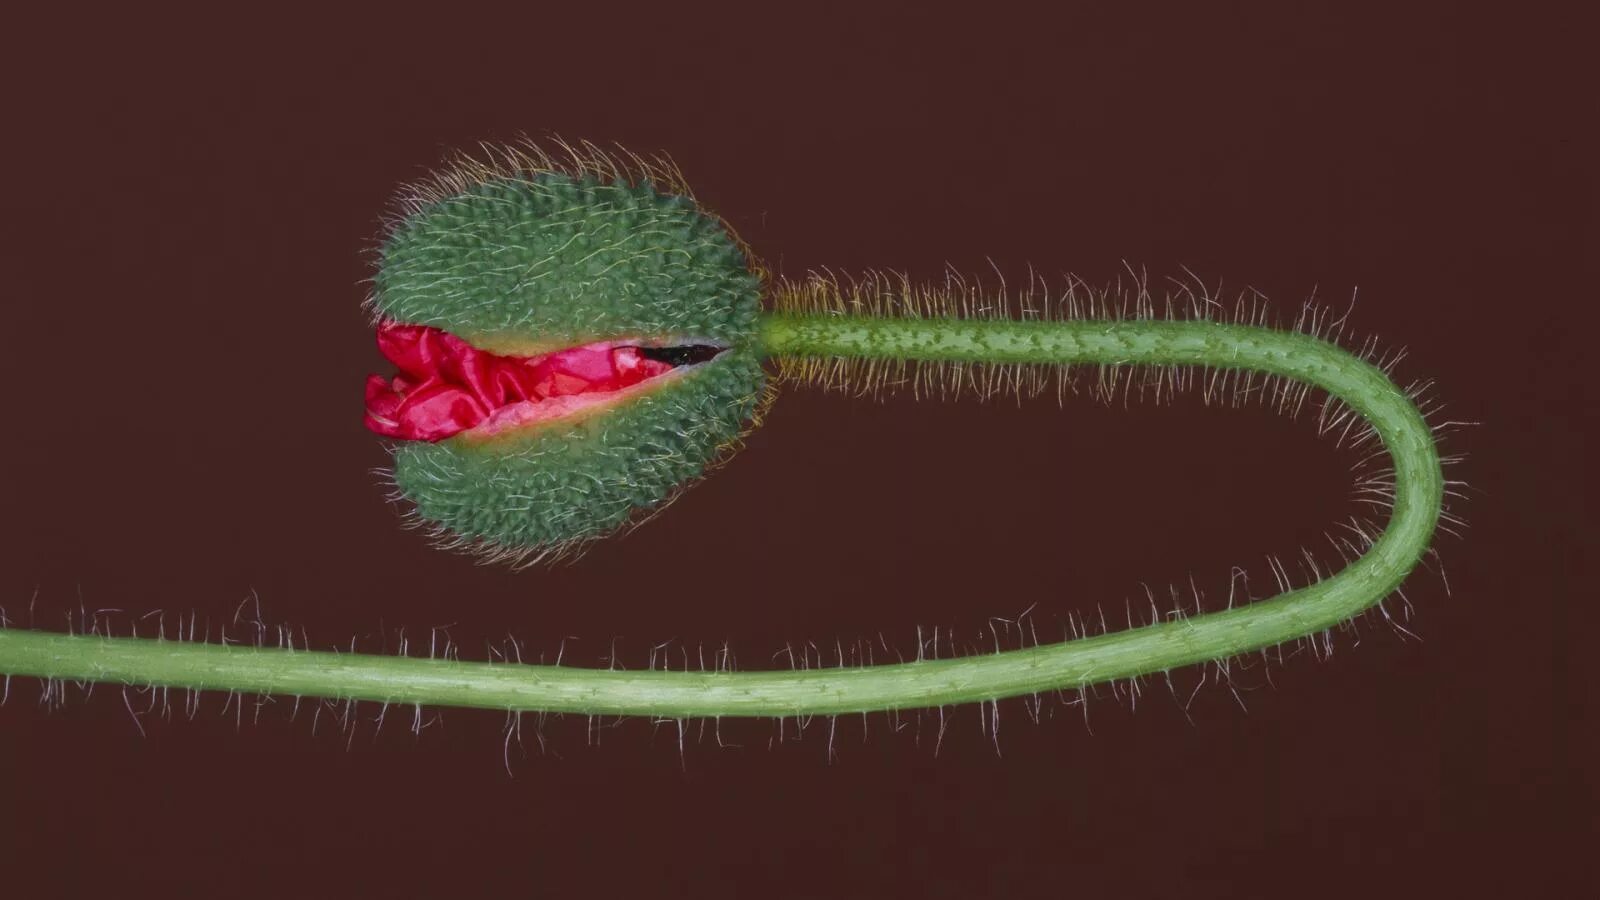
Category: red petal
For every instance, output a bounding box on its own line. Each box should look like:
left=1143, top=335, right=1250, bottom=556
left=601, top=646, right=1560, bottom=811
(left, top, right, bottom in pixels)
left=365, top=322, right=683, bottom=442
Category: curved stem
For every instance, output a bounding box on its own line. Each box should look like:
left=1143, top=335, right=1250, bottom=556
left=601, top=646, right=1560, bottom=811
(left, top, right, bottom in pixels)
left=0, top=314, right=1441, bottom=718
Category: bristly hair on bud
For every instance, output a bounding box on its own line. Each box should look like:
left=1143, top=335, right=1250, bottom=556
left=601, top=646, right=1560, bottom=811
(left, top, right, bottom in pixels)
left=365, top=137, right=775, bottom=567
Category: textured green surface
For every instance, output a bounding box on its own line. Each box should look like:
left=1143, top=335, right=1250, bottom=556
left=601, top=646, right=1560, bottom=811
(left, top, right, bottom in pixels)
left=392, top=346, right=765, bottom=550
left=373, top=172, right=767, bottom=551
left=373, top=173, right=761, bottom=347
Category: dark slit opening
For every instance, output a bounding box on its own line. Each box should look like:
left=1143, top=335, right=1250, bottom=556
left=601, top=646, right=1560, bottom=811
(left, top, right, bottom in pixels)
left=636, top=344, right=727, bottom=367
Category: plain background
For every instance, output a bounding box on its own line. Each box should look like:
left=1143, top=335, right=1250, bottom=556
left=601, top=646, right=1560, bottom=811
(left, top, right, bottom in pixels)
left=0, top=4, right=1590, bottom=898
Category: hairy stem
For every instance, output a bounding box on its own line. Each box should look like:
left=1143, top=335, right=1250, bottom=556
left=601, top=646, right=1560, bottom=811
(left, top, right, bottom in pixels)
left=0, top=314, right=1441, bottom=718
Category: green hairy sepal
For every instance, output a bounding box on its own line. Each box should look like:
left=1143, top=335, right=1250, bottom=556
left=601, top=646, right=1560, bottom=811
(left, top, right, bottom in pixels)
left=389, top=345, right=766, bottom=562
left=373, top=172, right=762, bottom=348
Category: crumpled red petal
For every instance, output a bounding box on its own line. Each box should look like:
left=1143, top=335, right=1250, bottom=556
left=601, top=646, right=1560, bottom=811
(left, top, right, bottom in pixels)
left=364, top=322, right=674, bottom=442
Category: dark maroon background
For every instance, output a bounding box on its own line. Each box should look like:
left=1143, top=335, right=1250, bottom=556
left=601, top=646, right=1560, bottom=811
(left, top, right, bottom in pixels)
left=0, top=4, right=1590, bottom=898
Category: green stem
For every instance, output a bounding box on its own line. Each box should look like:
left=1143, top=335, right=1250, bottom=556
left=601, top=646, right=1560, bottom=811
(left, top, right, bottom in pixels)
left=0, top=314, right=1441, bottom=718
